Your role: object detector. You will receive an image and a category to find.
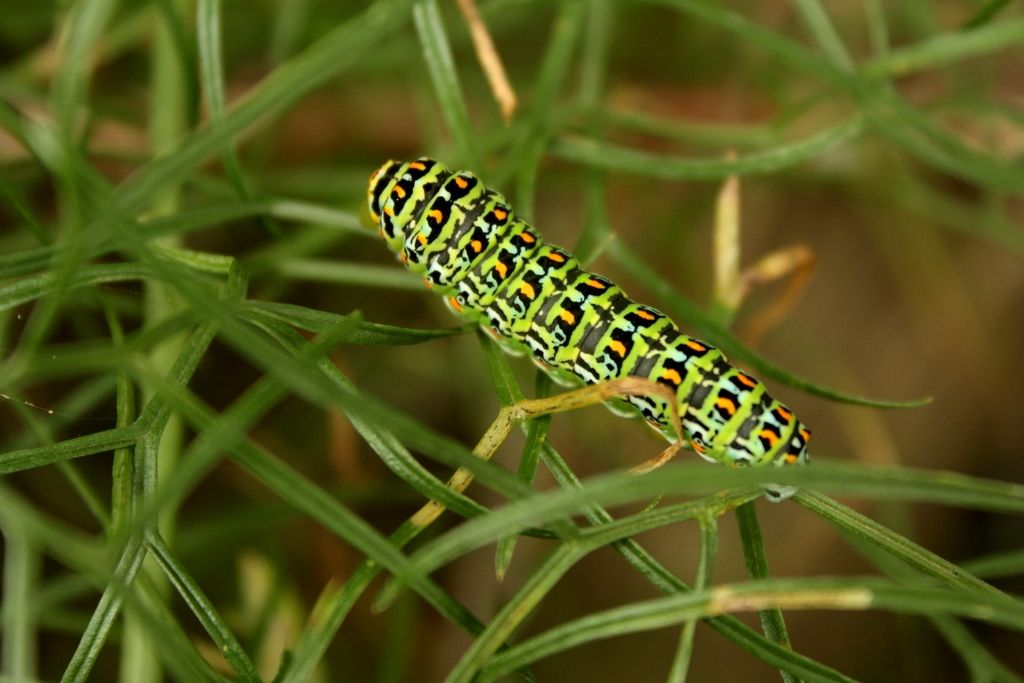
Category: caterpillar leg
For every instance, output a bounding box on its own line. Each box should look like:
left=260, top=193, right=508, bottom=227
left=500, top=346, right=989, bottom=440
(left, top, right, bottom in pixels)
left=408, top=376, right=683, bottom=533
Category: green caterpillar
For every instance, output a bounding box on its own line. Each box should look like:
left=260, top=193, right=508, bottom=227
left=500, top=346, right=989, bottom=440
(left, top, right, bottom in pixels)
left=367, top=158, right=810, bottom=500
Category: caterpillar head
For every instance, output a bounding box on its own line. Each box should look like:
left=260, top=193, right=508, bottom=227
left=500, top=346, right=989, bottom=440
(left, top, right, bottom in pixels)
left=367, top=159, right=401, bottom=227
left=367, top=158, right=450, bottom=252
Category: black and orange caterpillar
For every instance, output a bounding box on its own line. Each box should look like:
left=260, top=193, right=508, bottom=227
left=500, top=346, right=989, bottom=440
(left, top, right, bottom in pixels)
left=368, top=158, right=810, bottom=500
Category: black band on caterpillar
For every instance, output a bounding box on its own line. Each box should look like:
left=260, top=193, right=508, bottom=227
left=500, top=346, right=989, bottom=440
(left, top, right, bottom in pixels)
left=368, top=158, right=810, bottom=500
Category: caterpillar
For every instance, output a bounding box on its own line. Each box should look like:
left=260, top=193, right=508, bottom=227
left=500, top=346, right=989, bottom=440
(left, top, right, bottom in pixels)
left=367, top=158, right=810, bottom=500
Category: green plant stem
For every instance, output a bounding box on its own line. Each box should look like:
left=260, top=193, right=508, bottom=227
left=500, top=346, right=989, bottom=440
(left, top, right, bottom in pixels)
left=736, top=502, right=796, bottom=683
left=667, top=514, right=718, bottom=683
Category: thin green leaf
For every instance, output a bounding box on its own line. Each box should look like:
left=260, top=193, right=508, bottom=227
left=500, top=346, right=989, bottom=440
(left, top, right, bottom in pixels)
left=197, top=0, right=256, bottom=205
left=479, top=577, right=1024, bottom=681
left=552, top=115, right=865, bottom=180
left=735, top=502, right=795, bottom=683
left=112, top=0, right=421, bottom=218
left=792, top=0, right=855, bottom=72
left=495, top=372, right=552, bottom=580
left=794, top=491, right=1012, bottom=602
left=1, top=523, right=39, bottom=682
left=413, top=0, right=483, bottom=170
left=667, top=514, right=716, bottom=683
left=241, top=300, right=470, bottom=344
left=399, top=461, right=1024, bottom=587
left=504, top=0, right=585, bottom=216
left=147, top=535, right=260, bottom=683
left=861, top=17, right=1024, bottom=79
left=275, top=259, right=424, bottom=290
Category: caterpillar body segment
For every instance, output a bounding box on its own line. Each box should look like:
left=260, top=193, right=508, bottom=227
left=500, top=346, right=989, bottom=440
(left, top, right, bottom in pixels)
left=368, top=158, right=810, bottom=500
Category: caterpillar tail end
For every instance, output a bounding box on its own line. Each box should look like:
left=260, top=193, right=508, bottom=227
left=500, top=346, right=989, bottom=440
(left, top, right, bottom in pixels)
left=761, top=421, right=811, bottom=502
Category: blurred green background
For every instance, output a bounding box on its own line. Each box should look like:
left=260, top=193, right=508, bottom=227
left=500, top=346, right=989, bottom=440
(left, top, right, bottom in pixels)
left=2, top=1, right=1023, bottom=681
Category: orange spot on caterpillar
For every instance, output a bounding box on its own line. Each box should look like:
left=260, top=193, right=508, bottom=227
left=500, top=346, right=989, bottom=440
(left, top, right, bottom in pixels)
left=759, top=429, right=780, bottom=446
left=494, top=261, right=508, bottom=278
left=417, top=233, right=427, bottom=245
left=520, top=282, right=536, bottom=299
left=429, top=209, right=443, bottom=223
left=736, top=373, right=757, bottom=388
left=559, top=309, right=576, bottom=325
left=715, top=397, right=737, bottom=416
left=546, top=251, right=565, bottom=263
left=800, top=427, right=812, bottom=442
left=586, top=278, right=605, bottom=289
left=448, top=296, right=463, bottom=312
left=785, top=454, right=799, bottom=464
left=471, top=240, right=483, bottom=253
left=519, top=232, right=536, bottom=244
left=384, top=206, right=395, bottom=217
left=775, top=406, right=793, bottom=421
left=608, top=340, right=627, bottom=357
left=493, top=209, right=508, bottom=221
left=691, top=440, right=706, bottom=454
left=661, top=369, right=683, bottom=385
left=455, top=176, right=469, bottom=189
left=685, top=340, right=706, bottom=352
left=422, top=278, right=432, bottom=289
left=392, top=185, right=406, bottom=198
left=409, top=161, right=426, bottom=170
left=636, top=309, right=655, bottom=320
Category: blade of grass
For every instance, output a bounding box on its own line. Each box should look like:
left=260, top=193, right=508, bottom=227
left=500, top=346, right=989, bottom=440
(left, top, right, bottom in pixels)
left=572, top=0, right=613, bottom=266
left=792, top=0, right=855, bottom=72
left=413, top=0, right=483, bottom=170
left=793, top=491, right=1013, bottom=602
left=861, top=16, right=1024, bottom=79
left=396, top=461, right=1024, bottom=587
left=0, top=263, right=153, bottom=314
left=667, top=514, right=716, bottom=683
left=534, top=441, right=853, bottom=681
left=112, top=0, right=420, bottom=218
left=640, top=0, right=848, bottom=83
left=445, top=543, right=585, bottom=683
left=50, top=0, right=118, bottom=136
left=197, top=0, right=261, bottom=211
left=479, top=577, right=1024, bottom=681
left=961, top=549, right=1024, bottom=580
left=931, top=616, right=1024, bottom=683
left=105, top=302, right=137, bottom=536
left=494, top=371, right=552, bottom=581
left=0, top=427, right=142, bottom=475
left=240, top=300, right=470, bottom=344
left=60, top=521, right=149, bottom=682
left=735, top=502, right=795, bottom=683
left=551, top=115, right=865, bottom=180
left=835, top=516, right=1023, bottom=683
left=147, top=534, right=260, bottom=683
left=493, top=0, right=584, bottom=209
left=1, top=522, right=39, bottom=682
left=274, top=259, right=424, bottom=290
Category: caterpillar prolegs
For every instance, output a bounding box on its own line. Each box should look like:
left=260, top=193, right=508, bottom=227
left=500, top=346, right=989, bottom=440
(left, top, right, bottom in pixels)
left=367, top=158, right=810, bottom=500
